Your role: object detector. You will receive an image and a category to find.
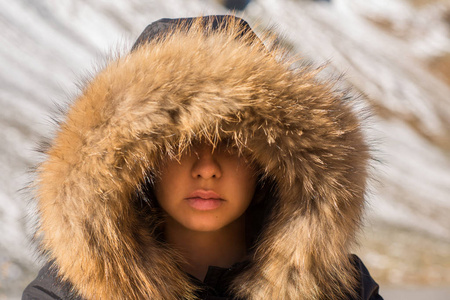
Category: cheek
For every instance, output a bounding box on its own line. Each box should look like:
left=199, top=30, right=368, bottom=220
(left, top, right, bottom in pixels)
left=230, top=162, right=258, bottom=206
left=153, top=161, right=186, bottom=207
left=238, top=158, right=258, bottom=188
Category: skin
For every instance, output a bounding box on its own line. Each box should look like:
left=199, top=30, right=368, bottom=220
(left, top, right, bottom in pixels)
left=154, top=142, right=257, bottom=280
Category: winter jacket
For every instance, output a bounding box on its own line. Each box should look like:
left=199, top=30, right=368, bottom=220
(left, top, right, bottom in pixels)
left=23, top=16, right=382, bottom=299
left=23, top=255, right=380, bottom=299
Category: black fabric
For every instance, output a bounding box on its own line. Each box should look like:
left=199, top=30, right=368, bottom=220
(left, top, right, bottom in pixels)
left=131, top=15, right=260, bottom=51
left=22, top=262, right=80, bottom=300
left=23, top=256, right=382, bottom=300
left=352, top=255, right=384, bottom=300
left=223, top=0, right=251, bottom=11
left=189, top=261, right=250, bottom=299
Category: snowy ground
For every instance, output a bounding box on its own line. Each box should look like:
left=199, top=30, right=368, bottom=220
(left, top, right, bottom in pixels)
left=1, top=0, right=449, bottom=298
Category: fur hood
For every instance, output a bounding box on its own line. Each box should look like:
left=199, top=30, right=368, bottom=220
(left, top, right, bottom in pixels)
left=33, top=16, right=370, bottom=299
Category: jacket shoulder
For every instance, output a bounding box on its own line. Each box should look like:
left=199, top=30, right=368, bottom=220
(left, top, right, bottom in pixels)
left=352, top=255, right=384, bottom=300
left=22, top=262, right=81, bottom=300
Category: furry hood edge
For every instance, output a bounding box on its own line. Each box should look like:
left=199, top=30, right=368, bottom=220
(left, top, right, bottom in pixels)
left=34, top=16, right=370, bottom=300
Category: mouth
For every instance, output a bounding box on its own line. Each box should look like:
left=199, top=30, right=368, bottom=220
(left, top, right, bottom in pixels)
left=185, top=190, right=224, bottom=211
left=186, top=190, right=222, bottom=200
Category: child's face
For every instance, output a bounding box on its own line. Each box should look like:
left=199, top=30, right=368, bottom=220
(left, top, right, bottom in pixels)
left=154, top=142, right=257, bottom=232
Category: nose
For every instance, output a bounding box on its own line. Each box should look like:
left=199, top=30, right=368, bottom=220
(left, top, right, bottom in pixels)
left=191, top=145, right=222, bottom=179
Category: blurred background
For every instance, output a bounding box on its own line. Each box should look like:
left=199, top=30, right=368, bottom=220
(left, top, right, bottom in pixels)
left=1, top=0, right=449, bottom=299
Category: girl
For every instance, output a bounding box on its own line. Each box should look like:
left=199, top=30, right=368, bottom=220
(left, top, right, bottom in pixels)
left=23, top=16, right=382, bottom=299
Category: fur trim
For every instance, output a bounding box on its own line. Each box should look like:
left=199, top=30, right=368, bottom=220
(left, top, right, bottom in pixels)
left=34, top=17, right=369, bottom=299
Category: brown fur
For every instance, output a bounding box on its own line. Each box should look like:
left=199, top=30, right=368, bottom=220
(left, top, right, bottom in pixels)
left=33, top=17, right=370, bottom=299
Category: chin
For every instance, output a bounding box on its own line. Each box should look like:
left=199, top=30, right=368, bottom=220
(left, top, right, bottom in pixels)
left=184, top=220, right=227, bottom=232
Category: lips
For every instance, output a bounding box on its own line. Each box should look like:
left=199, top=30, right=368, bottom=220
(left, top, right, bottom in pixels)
left=187, top=190, right=222, bottom=200
left=185, top=190, right=224, bottom=211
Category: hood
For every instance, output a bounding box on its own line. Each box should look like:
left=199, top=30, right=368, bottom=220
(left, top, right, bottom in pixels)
left=34, top=16, right=370, bottom=299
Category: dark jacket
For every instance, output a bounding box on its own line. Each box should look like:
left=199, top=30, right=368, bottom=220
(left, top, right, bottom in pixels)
left=23, top=256, right=381, bottom=299
left=24, top=16, right=382, bottom=299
